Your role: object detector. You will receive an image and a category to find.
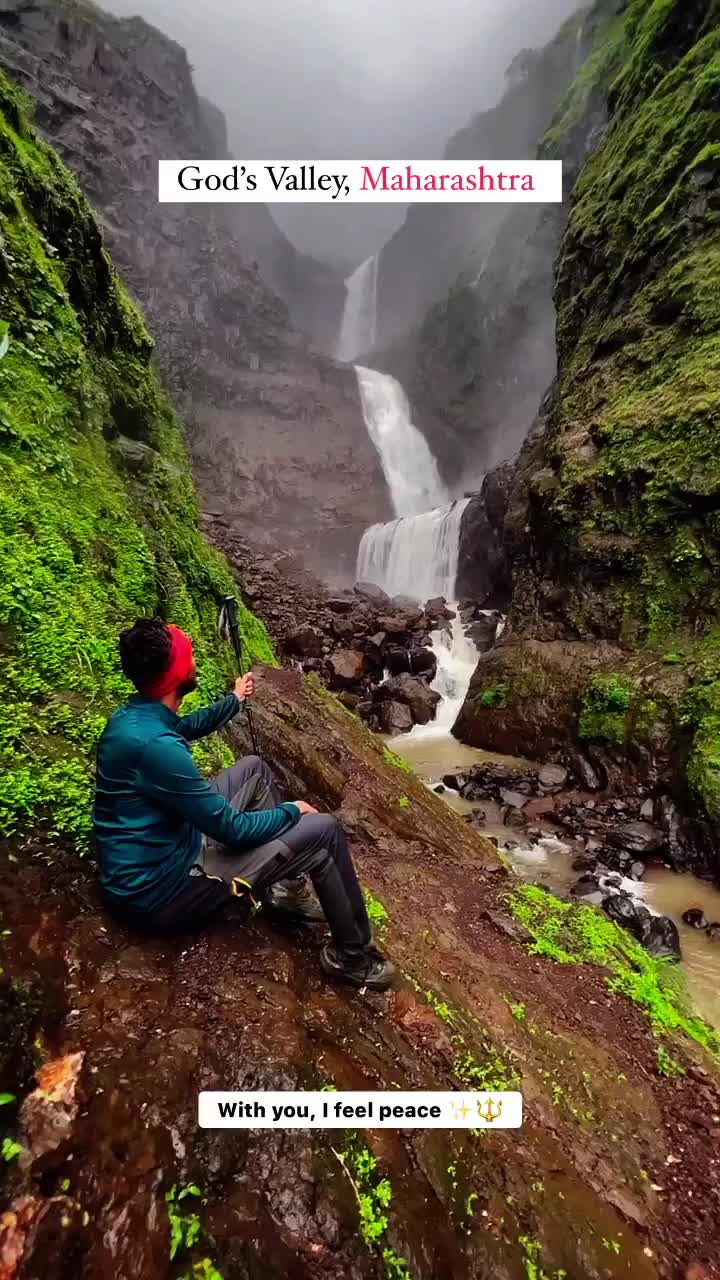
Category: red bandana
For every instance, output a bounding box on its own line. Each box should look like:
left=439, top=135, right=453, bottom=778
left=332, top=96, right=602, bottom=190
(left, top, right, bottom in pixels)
left=139, top=624, right=194, bottom=698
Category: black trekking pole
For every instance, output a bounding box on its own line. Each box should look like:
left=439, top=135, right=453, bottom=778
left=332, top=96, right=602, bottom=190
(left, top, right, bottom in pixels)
left=219, top=594, right=260, bottom=756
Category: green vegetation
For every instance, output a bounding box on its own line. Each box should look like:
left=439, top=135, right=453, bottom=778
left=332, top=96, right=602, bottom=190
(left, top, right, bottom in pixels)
left=519, top=1235, right=567, bottom=1280
left=418, top=983, right=519, bottom=1091
left=0, top=72, right=273, bottom=847
left=477, top=684, right=508, bottom=709
left=166, top=1184, right=203, bottom=1259
left=333, top=1141, right=411, bottom=1280
left=179, top=1262, right=224, bottom=1280
left=0, top=1093, right=22, bottom=1163
left=578, top=674, right=632, bottom=744
left=511, top=885, right=720, bottom=1060
left=383, top=746, right=414, bottom=775
left=535, top=0, right=720, bottom=818
left=397, top=794, right=410, bottom=809
left=453, top=1045, right=519, bottom=1092
left=655, top=1042, right=686, bottom=1079
left=364, top=889, right=389, bottom=934
left=504, top=998, right=526, bottom=1023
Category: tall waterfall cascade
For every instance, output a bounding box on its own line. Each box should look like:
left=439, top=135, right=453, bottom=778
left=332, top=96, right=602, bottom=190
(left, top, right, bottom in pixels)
left=353, top=363, right=483, bottom=739
left=356, top=367, right=447, bottom=518
left=336, top=254, right=378, bottom=362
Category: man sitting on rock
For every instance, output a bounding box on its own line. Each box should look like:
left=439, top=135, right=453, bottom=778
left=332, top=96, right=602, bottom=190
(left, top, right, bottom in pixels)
left=93, top=618, right=395, bottom=991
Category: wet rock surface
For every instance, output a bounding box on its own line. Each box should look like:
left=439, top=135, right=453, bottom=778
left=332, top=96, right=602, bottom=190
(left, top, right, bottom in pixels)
left=1, top=668, right=719, bottom=1278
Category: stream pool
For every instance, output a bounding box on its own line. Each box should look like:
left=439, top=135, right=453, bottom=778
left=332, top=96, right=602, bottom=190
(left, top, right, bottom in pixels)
left=393, top=732, right=720, bottom=1030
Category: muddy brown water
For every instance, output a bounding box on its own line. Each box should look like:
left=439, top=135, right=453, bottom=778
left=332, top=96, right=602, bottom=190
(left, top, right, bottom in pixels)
left=393, top=733, right=720, bottom=1030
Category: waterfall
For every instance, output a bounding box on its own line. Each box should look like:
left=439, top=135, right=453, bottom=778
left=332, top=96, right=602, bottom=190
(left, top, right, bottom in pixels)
left=336, top=255, right=378, bottom=362
left=355, top=366, right=447, bottom=518
left=357, top=500, right=469, bottom=603
left=352, top=363, right=481, bottom=738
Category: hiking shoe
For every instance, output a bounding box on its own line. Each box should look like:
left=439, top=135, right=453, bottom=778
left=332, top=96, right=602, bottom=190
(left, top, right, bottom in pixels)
left=265, top=877, right=326, bottom=924
left=320, top=943, right=397, bottom=991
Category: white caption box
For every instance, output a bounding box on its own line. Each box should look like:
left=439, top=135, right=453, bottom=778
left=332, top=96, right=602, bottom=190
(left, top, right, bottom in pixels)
left=198, top=1090, right=522, bottom=1129
left=159, top=160, right=562, bottom=204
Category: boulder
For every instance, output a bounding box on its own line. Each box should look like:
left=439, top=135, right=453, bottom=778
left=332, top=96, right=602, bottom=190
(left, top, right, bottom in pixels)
left=465, top=615, right=500, bottom=652
left=575, top=754, right=604, bottom=792
left=379, top=609, right=423, bottom=634
left=286, top=624, right=324, bottom=658
left=331, top=616, right=356, bottom=641
left=386, top=648, right=412, bottom=676
left=380, top=699, right=413, bottom=735
left=607, top=821, right=665, bottom=858
left=538, top=763, right=569, bottom=794
left=19, top=1053, right=85, bottom=1170
left=326, top=597, right=354, bottom=614
left=354, top=581, right=390, bottom=605
left=425, top=596, right=455, bottom=621
left=379, top=613, right=412, bottom=636
left=602, top=894, right=681, bottom=960
left=682, top=907, right=708, bottom=929
left=382, top=672, right=441, bottom=725
left=329, top=648, right=366, bottom=684
left=502, top=805, right=528, bottom=828
left=500, top=789, right=529, bottom=809
left=410, top=647, right=437, bottom=678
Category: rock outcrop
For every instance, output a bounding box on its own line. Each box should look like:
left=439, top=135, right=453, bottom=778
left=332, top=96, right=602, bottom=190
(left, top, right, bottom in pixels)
left=453, top=0, right=720, bottom=868
left=0, top=0, right=389, bottom=576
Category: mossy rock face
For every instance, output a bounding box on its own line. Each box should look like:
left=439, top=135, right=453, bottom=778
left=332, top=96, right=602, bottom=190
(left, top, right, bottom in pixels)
left=454, top=636, right=688, bottom=792
left=0, top=71, right=273, bottom=846
left=458, top=0, right=720, bottom=830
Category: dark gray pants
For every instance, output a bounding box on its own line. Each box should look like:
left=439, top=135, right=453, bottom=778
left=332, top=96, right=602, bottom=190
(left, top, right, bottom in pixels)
left=198, top=756, right=372, bottom=956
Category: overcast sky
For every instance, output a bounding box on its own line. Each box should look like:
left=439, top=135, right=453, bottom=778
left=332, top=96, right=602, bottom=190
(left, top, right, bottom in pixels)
left=108, top=0, right=581, bottom=261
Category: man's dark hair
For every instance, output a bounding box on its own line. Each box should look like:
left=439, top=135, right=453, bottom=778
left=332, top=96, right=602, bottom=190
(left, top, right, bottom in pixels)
left=119, top=617, right=171, bottom=690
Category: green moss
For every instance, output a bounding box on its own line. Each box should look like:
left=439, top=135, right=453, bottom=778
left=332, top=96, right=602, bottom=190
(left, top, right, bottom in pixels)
left=519, top=1234, right=567, bottom=1280
left=578, top=674, right=632, bottom=744
left=335, top=1141, right=411, bottom=1280
left=528, top=2, right=720, bottom=822
left=364, top=890, right=389, bottom=934
left=477, top=683, right=508, bottom=709
left=0, top=71, right=273, bottom=846
left=383, top=746, right=414, bottom=774
left=655, top=1042, right=685, bottom=1079
left=510, top=884, right=720, bottom=1062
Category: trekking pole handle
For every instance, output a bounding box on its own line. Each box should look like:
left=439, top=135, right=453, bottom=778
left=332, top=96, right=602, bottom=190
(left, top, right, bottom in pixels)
left=222, top=595, right=260, bottom=755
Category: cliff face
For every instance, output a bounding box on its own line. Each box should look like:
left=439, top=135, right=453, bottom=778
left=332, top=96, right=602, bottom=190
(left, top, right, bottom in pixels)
left=376, top=9, right=588, bottom=352
left=0, top=0, right=389, bottom=576
left=0, top=65, right=272, bottom=847
left=454, top=0, right=720, bottom=856
left=376, top=5, right=625, bottom=487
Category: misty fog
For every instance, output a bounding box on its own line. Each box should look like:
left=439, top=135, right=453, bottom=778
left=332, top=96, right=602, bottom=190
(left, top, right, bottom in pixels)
left=108, top=0, right=582, bottom=262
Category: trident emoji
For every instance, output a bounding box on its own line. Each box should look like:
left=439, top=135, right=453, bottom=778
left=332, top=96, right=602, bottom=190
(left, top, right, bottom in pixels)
left=477, top=1096, right=503, bottom=1124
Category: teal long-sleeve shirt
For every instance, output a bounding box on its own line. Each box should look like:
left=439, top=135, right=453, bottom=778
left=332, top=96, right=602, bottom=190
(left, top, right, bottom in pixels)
left=93, top=693, right=301, bottom=911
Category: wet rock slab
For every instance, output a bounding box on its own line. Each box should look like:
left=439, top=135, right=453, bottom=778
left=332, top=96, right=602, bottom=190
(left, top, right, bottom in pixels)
left=0, top=669, right=718, bottom=1278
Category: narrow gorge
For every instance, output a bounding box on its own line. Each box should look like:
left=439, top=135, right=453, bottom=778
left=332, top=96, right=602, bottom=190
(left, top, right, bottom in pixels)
left=1, top=1, right=720, bottom=1278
